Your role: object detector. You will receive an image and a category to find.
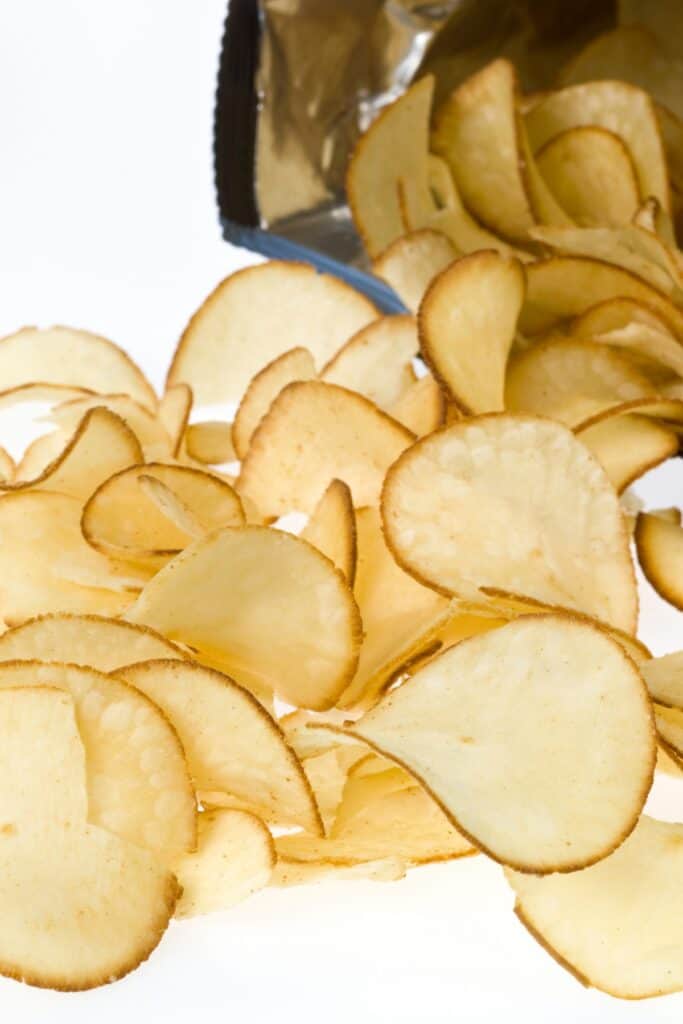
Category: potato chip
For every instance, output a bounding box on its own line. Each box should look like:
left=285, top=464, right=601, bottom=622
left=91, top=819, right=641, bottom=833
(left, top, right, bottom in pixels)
left=302, top=744, right=368, bottom=832
left=525, top=81, right=670, bottom=212
left=0, top=326, right=157, bottom=411
left=346, top=76, right=434, bottom=258
left=302, top=479, right=357, bottom=584
left=0, top=661, right=195, bottom=858
left=506, top=816, right=683, bottom=998
left=332, top=761, right=415, bottom=835
left=320, top=316, right=417, bottom=410
left=167, top=262, right=378, bottom=406
left=158, top=383, right=192, bottom=457
left=641, top=650, right=683, bottom=708
left=13, top=429, right=72, bottom=483
left=82, top=462, right=244, bottom=568
left=0, top=446, right=14, bottom=482
left=119, top=658, right=321, bottom=833
left=632, top=195, right=677, bottom=244
left=279, top=708, right=358, bottom=760
left=137, top=475, right=204, bottom=540
left=49, top=394, right=171, bottom=460
left=185, top=420, right=235, bottom=464
left=536, top=126, right=640, bottom=227
left=173, top=809, right=274, bottom=918
left=519, top=257, right=683, bottom=339
left=238, top=381, right=414, bottom=517
left=232, top=346, right=316, bottom=460
left=272, top=856, right=405, bottom=887
left=372, top=230, right=457, bottom=313
left=635, top=511, right=683, bottom=610
left=0, top=613, right=186, bottom=671
left=127, top=525, right=362, bottom=711
left=576, top=413, right=678, bottom=492
left=347, top=615, right=654, bottom=872
left=419, top=251, right=525, bottom=414
left=0, top=382, right=93, bottom=414
left=388, top=373, right=446, bottom=436
left=652, top=704, right=683, bottom=765
left=651, top=506, right=682, bottom=525
left=505, top=337, right=656, bottom=426
left=573, top=320, right=683, bottom=380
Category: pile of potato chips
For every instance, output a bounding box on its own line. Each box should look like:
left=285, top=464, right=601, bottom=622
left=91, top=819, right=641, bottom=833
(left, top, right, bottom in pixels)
left=1, top=15, right=683, bottom=1001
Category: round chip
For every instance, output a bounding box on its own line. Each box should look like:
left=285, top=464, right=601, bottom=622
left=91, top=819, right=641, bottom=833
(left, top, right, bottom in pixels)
left=347, top=615, right=655, bottom=872
left=50, top=394, right=172, bottom=459
left=301, top=479, right=357, bottom=584
left=635, top=511, right=683, bottom=610
left=372, top=229, right=458, bottom=314
left=320, top=316, right=418, bottom=411
left=232, top=347, right=316, bottom=460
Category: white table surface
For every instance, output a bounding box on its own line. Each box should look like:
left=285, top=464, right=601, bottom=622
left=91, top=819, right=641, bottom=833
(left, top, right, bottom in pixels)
left=0, top=3, right=681, bottom=1021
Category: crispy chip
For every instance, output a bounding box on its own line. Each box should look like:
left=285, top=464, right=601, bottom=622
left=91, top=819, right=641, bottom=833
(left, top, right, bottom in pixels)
left=173, top=809, right=274, bottom=917
left=347, top=615, right=654, bottom=872
left=576, top=413, right=678, bottom=492
left=653, top=704, right=683, bottom=765
left=127, top=525, right=362, bottom=711
left=506, top=816, right=683, bottom=998
left=167, top=262, right=378, bottom=406
left=321, top=316, right=417, bottom=410
left=238, top=381, right=414, bottom=517
left=302, top=745, right=368, bottom=832
left=372, top=230, right=457, bottom=313
left=272, top=856, right=405, bottom=886
left=232, top=346, right=316, bottom=460
left=382, top=415, right=637, bottom=632
left=388, top=373, right=446, bottom=436
left=635, top=511, right=683, bottom=610
left=158, top=383, right=192, bottom=457
left=302, top=479, right=357, bottom=584
left=185, top=421, right=235, bottom=464
left=0, top=446, right=14, bottom=482
left=49, top=395, right=171, bottom=460
left=419, top=251, right=525, bottom=414
left=570, top=299, right=683, bottom=378
left=641, top=650, right=683, bottom=708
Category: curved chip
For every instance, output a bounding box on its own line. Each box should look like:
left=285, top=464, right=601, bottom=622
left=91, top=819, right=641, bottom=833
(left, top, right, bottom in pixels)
left=320, top=316, right=418, bottom=410
left=382, top=415, right=637, bottom=632
left=302, top=479, right=357, bottom=584
left=419, top=251, right=525, bottom=414
left=232, top=346, right=316, bottom=460
left=0, top=446, right=14, bottom=482
left=158, top=383, right=192, bottom=457
left=653, top=704, right=683, bottom=766
left=119, top=659, right=322, bottom=834
left=185, top=421, right=235, bottom=464
left=635, top=511, right=683, bottom=610
left=388, top=373, right=446, bottom=436
left=576, top=413, right=678, bottom=493
left=127, top=525, right=362, bottom=711
left=49, top=394, right=171, bottom=460
left=167, top=262, right=378, bottom=406
left=641, top=650, right=683, bottom=708
left=238, top=381, right=414, bottom=518
left=0, top=326, right=156, bottom=410
left=372, top=230, right=457, bottom=313
left=507, top=816, right=683, bottom=998
left=347, top=615, right=654, bottom=873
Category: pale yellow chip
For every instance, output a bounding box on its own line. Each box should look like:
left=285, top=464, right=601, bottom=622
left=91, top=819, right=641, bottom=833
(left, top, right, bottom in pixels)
left=633, top=195, right=677, bottom=244
left=127, top=525, right=362, bottom=711
left=173, top=809, right=274, bottom=918
left=49, top=395, right=172, bottom=460
left=302, top=478, right=357, bottom=584
left=0, top=446, right=14, bottom=482
left=641, top=650, right=683, bottom=708
left=82, top=462, right=244, bottom=567
left=0, top=661, right=195, bottom=858
left=167, top=262, right=378, bottom=406
left=382, top=415, right=637, bottom=632
left=570, top=301, right=683, bottom=379
left=238, top=381, right=414, bottom=518
left=653, top=704, right=683, bottom=765
left=536, top=126, right=640, bottom=227
left=0, top=382, right=94, bottom=414
left=525, top=80, right=670, bottom=212
left=388, top=373, right=446, bottom=436
left=372, top=230, right=457, bottom=313
left=272, top=856, right=406, bottom=887
left=505, top=337, right=656, bottom=427
left=347, top=615, right=654, bottom=873
left=577, top=413, right=678, bottom=493
left=635, top=511, right=683, bottom=610
left=158, top=383, right=192, bottom=457
left=506, top=816, right=683, bottom=998
left=419, top=251, right=525, bottom=414
left=185, top=421, right=235, bottom=464
left=0, top=613, right=186, bottom=671
left=0, top=326, right=157, bottom=411
left=346, top=76, right=435, bottom=258
left=320, top=316, right=417, bottom=411
left=302, top=744, right=368, bottom=833
left=232, top=346, right=316, bottom=460
left=119, top=658, right=322, bottom=834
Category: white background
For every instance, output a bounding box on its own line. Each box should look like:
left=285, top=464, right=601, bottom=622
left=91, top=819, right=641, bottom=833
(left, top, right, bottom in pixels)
left=0, top=2, right=681, bottom=1021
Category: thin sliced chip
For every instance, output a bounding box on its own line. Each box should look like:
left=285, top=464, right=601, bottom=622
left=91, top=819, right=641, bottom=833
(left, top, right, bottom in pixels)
left=137, top=475, right=204, bottom=539
left=320, top=316, right=417, bottom=410
left=185, top=421, right=235, bottom=464
left=82, top=463, right=244, bottom=567
left=372, top=230, right=457, bottom=313
left=579, top=324, right=683, bottom=380
left=431, top=60, right=535, bottom=241
left=571, top=295, right=677, bottom=336
left=635, top=511, right=683, bottom=610
left=232, top=346, right=316, bottom=460
left=525, top=81, right=670, bottom=212
left=238, top=381, right=414, bottom=518
left=0, top=491, right=135, bottom=624
left=13, top=429, right=72, bottom=483
left=382, top=415, right=637, bottom=632
left=0, top=613, right=186, bottom=671
left=419, top=251, right=525, bottom=413
left=650, top=506, right=682, bottom=526
left=520, top=257, right=683, bottom=339
left=577, top=413, right=678, bottom=492
left=1, top=407, right=142, bottom=500
left=653, top=704, right=683, bottom=764
left=506, top=816, right=683, bottom=998
left=167, top=262, right=378, bottom=406
left=0, top=383, right=94, bottom=414
left=346, top=76, right=434, bottom=258
left=127, top=525, right=362, bottom=711
left=633, top=195, right=677, bottom=244
left=388, top=373, right=446, bottom=436
left=332, top=762, right=415, bottom=834
left=347, top=615, right=654, bottom=872
left=0, top=661, right=195, bottom=858
left=536, top=126, right=640, bottom=226
left=0, top=326, right=157, bottom=410
left=119, top=659, right=322, bottom=833
left=49, top=395, right=171, bottom=460
left=302, top=479, right=357, bottom=584
left=0, top=446, right=14, bottom=482
left=272, top=856, right=405, bottom=886
left=158, top=383, right=192, bottom=457
left=656, top=742, right=683, bottom=775
left=279, top=708, right=358, bottom=760
left=173, top=809, right=274, bottom=918
left=505, top=337, right=656, bottom=426
left=302, top=745, right=368, bottom=832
